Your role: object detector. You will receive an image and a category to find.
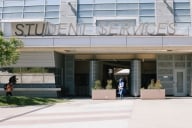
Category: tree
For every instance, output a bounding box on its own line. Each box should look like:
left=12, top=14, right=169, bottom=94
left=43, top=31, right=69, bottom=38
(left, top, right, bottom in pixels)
left=0, top=32, right=23, bottom=66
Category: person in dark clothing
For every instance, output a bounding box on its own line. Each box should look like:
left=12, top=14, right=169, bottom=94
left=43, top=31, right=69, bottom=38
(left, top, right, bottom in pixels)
left=9, top=75, right=17, bottom=84
left=4, top=83, right=13, bottom=96
left=4, top=75, right=17, bottom=97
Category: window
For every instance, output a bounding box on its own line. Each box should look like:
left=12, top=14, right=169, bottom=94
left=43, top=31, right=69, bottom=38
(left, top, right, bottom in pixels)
left=3, top=6, right=23, bottom=13
left=78, top=4, right=93, bottom=10
left=94, top=4, right=115, bottom=10
left=4, top=0, right=24, bottom=7
left=140, top=3, right=154, bottom=9
left=116, top=3, right=138, bottom=10
left=45, top=12, right=59, bottom=18
left=24, top=12, right=44, bottom=18
left=25, top=0, right=44, bottom=6
left=24, top=6, right=44, bottom=12
left=78, top=17, right=93, bottom=23
left=77, top=0, right=155, bottom=24
left=95, top=0, right=116, bottom=4
left=117, top=0, right=139, bottom=3
left=117, top=10, right=138, bottom=16
left=174, top=1, right=191, bottom=27
left=140, top=16, right=155, bottom=23
left=94, top=10, right=115, bottom=16
left=175, top=10, right=190, bottom=15
left=140, top=10, right=155, bottom=16
left=3, top=13, right=22, bottom=19
left=46, top=5, right=60, bottom=12
left=78, top=11, right=93, bottom=17
left=46, top=0, right=60, bottom=5
left=79, top=0, right=94, bottom=4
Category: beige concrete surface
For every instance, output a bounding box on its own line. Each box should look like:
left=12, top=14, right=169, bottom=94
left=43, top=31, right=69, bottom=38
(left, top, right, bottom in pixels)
left=0, top=97, right=192, bottom=128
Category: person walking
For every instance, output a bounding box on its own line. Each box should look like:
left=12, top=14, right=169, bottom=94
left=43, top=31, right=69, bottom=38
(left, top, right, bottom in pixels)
left=118, top=78, right=124, bottom=99
left=4, top=82, right=13, bottom=96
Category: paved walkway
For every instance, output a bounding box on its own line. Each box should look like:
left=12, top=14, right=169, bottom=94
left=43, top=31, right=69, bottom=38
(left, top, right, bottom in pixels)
left=0, top=97, right=192, bottom=128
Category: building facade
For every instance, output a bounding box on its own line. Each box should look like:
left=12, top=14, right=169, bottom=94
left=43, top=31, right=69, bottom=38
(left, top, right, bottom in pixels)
left=0, top=0, right=192, bottom=97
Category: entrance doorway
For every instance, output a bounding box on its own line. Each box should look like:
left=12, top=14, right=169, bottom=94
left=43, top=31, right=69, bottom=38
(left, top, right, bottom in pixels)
left=174, top=69, right=187, bottom=96
left=74, top=59, right=156, bottom=97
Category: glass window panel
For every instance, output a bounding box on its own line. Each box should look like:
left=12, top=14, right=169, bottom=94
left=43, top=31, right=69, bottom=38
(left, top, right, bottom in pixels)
left=46, top=5, right=59, bottom=11
left=95, top=4, right=115, bottom=10
left=45, top=18, right=59, bottom=24
left=3, top=13, right=22, bottom=19
left=0, top=1, right=3, bottom=7
left=45, top=12, right=59, bottom=18
left=175, top=16, right=191, bottom=22
left=0, top=7, right=2, bottom=12
left=95, top=0, right=116, bottom=4
left=78, top=18, right=93, bottom=24
left=140, top=0, right=155, bottom=3
left=140, top=10, right=155, bottom=16
left=117, top=10, right=138, bottom=16
left=78, top=4, right=93, bottom=10
left=25, top=0, right=44, bottom=6
left=24, top=6, right=44, bottom=12
left=4, top=0, right=24, bottom=6
left=3, top=7, right=23, bottom=13
left=174, top=55, right=185, bottom=60
left=117, top=0, right=139, bottom=3
left=94, top=11, right=115, bottom=16
left=140, top=3, right=154, bottom=9
left=24, top=12, right=44, bottom=18
left=78, top=0, right=94, bottom=4
left=78, top=11, right=93, bottom=17
left=176, top=72, right=184, bottom=93
left=158, top=55, right=173, bottom=60
left=46, top=0, right=60, bottom=5
left=140, top=16, right=155, bottom=23
left=174, top=10, right=190, bottom=15
left=174, top=0, right=190, bottom=2
left=174, top=3, right=190, bottom=9
left=116, top=4, right=138, bottom=10
left=175, top=23, right=191, bottom=27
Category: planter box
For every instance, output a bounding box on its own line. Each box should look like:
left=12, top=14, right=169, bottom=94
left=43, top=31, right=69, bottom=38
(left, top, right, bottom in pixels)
left=140, top=89, right=165, bottom=100
left=92, top=89, right=116, bottom=100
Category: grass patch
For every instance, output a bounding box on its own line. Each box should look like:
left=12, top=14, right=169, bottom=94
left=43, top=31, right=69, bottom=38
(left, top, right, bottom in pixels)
left=0, top=96, right=66, bottom=106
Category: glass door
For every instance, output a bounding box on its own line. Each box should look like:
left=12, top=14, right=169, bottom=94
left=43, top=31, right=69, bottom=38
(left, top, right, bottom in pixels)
left=174, top=69, right=186, bottom=96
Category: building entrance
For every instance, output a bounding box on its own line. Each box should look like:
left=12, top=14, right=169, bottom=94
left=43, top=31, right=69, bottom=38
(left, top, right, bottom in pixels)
left=75, top=60, right=156, bottom=97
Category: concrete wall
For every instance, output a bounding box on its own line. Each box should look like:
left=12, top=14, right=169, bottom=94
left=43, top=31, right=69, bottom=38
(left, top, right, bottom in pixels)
left=156, top=0, right=174, bottom=24
left=19, top=36, right=192, bottom=48
left=9, top=51, right=55, bottom=67
left=60, top=0, right=77, bottom=31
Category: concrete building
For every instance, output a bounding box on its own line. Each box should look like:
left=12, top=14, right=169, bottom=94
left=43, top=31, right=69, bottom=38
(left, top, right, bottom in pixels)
left=0, top=0, right=192, bottom=97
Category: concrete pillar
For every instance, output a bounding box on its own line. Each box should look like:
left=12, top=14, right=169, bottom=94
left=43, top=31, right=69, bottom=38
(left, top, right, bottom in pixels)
left=89, top=60, right=101, bottom=95
left=64, top=55, right=75, bottom=96
left=131, top=60, right=141, bottom=97
left=60, top=0, right=77, bottom=35
left=156, top=0, right=174, bottom=24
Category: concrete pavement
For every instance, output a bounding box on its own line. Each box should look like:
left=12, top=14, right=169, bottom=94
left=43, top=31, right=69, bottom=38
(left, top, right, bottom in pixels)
left=0, top=97, right=192, bottom=128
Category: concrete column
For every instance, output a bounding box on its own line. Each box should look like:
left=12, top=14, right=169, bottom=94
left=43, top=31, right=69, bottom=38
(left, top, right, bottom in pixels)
left=64, top=55, right=75, bottom=96
left=131, top=60, right=141, bottom=97
left=156, top=0, right=174, bottom=24
left=60, top=0, right=77, bottom=35
left=89, top=60, right=101, bottom=95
